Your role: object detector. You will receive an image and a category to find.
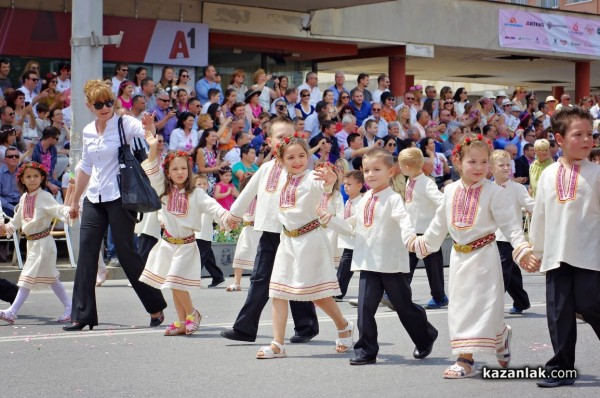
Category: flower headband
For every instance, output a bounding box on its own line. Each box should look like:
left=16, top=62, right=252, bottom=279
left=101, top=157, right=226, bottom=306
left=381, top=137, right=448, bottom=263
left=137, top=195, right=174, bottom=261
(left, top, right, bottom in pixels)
left=162, top=151, right=192, bottom=171
left=409, top=85, right=423, bottom=91
left=452, top=134, right=487, bottom=156
left=17, top=161, right=48, bottom=179
left=273, top=131, right=307, bottom=155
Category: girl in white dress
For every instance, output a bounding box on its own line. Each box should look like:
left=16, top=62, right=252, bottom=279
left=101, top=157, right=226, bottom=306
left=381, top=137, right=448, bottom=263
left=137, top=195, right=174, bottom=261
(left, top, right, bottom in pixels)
left=0, top=162, right=72, bottom=324
left=140, top=135, right=232, bottom=337
left=414, top=135, right=539, bottom=379
left=256, top=134, right=353, bottom=359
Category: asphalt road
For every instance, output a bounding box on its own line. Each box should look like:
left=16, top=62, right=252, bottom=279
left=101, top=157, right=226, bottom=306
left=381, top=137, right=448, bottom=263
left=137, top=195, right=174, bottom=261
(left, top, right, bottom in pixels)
left=1, top=269, right=598, bottom=398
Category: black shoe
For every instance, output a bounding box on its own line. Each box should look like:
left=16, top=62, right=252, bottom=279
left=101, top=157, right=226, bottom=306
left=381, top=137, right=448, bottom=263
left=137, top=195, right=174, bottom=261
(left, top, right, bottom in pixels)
left=149, top=311, right=164, bottom=327
left=289, top=332, right=318, bottom=343
left=536, top=377, right=576, bottom=388
left=208, top=278, right=226, bottom=288
left=349, top=356, right=377, bottom=365
left=63, top=322, right=94, bottom=331
left=220, top=328, right=255, bottom=342
left=414, top=328, right=438, bottom=359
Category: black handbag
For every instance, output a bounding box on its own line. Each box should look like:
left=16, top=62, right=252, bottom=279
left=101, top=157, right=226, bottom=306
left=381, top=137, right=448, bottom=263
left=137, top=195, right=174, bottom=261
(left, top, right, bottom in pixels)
left=117, top=116, right=162, bottom=217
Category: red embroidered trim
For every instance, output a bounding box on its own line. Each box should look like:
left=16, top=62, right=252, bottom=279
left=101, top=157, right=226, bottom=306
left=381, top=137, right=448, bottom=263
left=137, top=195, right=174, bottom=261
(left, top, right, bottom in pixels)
left=451, top=185, right=482, bottom=230
left=266, top=162, right=283, bottom=192
left=23, top=194, right=37, bottom=222
left=363, top=195, right=378, bottom=227
left=343, top=200, right=352, bottom=219
left=167, top=189, right=189, bottom=217
left=246, top=197, right=257, bottom=218
left=279, top=174, right=303, bottom=209
left=405, top=178, right=416, bottom=203
left=556, top=162, right=579, bottom=203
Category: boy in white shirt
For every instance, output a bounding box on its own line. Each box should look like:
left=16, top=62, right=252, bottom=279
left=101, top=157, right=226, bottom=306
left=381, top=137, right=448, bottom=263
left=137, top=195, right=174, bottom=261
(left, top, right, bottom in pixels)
left=399, top=148, right=448, bottom=309
left=334, top=170, right=364, bottom=301
left=530, top=107, right=600, bottom=388
left=490, top=150, right=534, bottom=315
left=320, top=148, right=438, bottom=365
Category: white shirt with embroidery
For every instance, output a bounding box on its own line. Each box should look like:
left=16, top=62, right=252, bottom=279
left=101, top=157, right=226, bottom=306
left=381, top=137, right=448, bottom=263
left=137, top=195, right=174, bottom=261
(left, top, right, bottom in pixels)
left=5, top=188, right=70, bottom=236
left=404, top=173, right=443, bottom=234
left=494, top=179, right=534, bottom=242
left=337, top=194, right=362, bottom=250
left=530, top=159, right=600, bottom=273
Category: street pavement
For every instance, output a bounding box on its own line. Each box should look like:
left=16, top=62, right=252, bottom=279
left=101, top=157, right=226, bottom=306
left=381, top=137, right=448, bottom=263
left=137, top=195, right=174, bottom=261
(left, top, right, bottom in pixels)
left=1, top=269, right=599, bottom=398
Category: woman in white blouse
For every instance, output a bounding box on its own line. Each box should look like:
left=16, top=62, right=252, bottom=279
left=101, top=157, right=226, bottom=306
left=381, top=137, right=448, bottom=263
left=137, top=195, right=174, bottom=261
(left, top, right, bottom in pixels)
left=169, top=112, right=198, bottom=155
left=63, top=79, right=167, bottom=331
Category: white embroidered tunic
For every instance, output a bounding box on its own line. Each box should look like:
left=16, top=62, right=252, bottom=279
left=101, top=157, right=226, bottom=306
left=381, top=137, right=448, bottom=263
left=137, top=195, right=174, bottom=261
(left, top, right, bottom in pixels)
left=233, top=197, right=262, bottom=270
left=404, top=173, right=443, bottom=234
left=494, top=179, right=534, bottom=242
left=337, top=195, right=362, bottom=250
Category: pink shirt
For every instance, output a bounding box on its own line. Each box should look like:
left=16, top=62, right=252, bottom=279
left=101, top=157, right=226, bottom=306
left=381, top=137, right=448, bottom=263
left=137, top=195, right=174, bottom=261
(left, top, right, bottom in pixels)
left=214, top=182, right=235, bottom=210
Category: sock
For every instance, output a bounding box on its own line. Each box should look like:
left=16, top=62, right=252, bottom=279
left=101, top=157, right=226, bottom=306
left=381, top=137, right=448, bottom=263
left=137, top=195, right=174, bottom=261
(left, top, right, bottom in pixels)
left=8, top=286, right=30, bottom=316
left=51, top=280, right=71, bottom=311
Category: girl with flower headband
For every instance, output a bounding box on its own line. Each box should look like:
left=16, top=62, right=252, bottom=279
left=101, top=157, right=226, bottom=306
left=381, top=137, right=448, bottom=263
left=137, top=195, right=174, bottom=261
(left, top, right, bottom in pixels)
left=140, top=136, right=233, bottom=337
left=0, top=162, right=73, bottom=325
left=413, top=134, right=540, bottom=379
left=250, top=133, right=353, bottom=359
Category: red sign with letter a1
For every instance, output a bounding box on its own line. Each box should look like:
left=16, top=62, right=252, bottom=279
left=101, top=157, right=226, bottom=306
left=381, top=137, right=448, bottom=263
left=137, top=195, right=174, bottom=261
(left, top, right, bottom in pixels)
left=144, top=21, right=208, bottom=66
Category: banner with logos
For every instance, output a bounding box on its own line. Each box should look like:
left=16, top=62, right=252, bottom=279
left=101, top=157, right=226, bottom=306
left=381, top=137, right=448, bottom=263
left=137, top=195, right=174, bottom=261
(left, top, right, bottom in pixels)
left=499, top=9, right=600, bottom=57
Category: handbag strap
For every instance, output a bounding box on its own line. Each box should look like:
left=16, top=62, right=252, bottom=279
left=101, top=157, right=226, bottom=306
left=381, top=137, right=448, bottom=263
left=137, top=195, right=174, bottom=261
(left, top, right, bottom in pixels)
left=117, top=116, right=127, bottom=147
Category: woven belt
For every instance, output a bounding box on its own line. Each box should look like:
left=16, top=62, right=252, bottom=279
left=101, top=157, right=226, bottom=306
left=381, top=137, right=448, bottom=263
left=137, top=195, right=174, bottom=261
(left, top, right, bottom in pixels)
left=26, top=227, right=51, bottom=241
left=162, top=231, right=195, bottom=245
left=282, top=219, right=321, bottom=238
left=243, top=221, right=254, bottom=227
left=453, top=233, right=496, bottom=254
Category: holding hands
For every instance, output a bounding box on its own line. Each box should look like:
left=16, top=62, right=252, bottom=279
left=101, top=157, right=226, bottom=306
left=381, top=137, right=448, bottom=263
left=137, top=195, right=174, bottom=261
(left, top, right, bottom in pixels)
left=519, top=251, right=541, bottom=273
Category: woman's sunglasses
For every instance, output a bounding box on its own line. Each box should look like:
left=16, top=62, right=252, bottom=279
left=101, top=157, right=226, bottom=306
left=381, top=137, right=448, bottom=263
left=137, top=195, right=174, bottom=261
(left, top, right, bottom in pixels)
left=93, top=100, right=115, bottom=110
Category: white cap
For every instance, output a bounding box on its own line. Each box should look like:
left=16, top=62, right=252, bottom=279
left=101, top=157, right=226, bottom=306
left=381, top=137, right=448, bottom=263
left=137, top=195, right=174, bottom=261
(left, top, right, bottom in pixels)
left=496, top=90, right=507, bottom=98
left=482, top=90, right=496, bottom=99
left=501, top=98, right=511, bottom=106
left=534, top=111, right=544, bottom=119
left=545, top=95, right=557, bottom=102
left=511, top=105, right=521, bottom=112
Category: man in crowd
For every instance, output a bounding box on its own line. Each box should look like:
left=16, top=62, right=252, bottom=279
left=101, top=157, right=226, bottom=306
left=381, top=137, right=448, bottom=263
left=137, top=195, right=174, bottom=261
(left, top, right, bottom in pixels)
left=269, top=87, right=297, bottom=118
left=17, top=70, right=38, bottom=104
left=350, top=73, right=372, bottom=103
left=412, top=110, right=430, bottom=139
left=0, top=59, right=13, bottom=94
left=371, top=74, right=390, bottom=103
left=141, top=78, right=156, bottom=111
left=130, top=95, right=147, bottom=119
left=196, top=64, right=223, bottom=105
left=296, top=72, right=321, bottom=107
left=328, top=71, right=349, bottom=103
left=350, top=90, right=372, bottom=126
left=111, top=63, right=129, bottom=95
left=555, top=93, right=573, bottom=112
left=187, top=97, right=202, bottom=130
left=309, top=120, right=340, bottom=163
left=395, top=91, right=418, bottom=124
left=362, top=102, right=388, bottom=138
left=335, top=114, right=357, bottom=150
left=153, top=90, right=177, bottom=144
left=0, top=146, right=21, bottom=217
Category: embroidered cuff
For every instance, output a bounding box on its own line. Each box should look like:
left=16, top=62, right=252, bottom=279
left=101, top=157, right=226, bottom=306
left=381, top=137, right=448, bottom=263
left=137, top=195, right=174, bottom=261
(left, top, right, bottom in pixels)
left=414, top=236, right=434, bottom=259
left=4, top=222, right=15, bottom=237
left=406, top=234, right=417, bottom=253
left=141, top=159, right=159, bottom=175
left=512, top=241, right=532, bottom=265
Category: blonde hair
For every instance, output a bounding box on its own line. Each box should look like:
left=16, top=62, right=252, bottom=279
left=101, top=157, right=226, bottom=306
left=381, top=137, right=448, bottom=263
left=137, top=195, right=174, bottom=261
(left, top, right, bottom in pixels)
left=490, top=149, right=511, bottom=166
left=335, top=158, right=350, bottom=175
left=363, top=147, right=394, bottom=168
left=398, top=147, right=424, bottom=169
left=83, top=79, right=114, bottom=105
left=198, top=114, right=212, bottom=130
left=252, top=68, right=266, bottom=84
left=534, top=138, right=550, bottom=151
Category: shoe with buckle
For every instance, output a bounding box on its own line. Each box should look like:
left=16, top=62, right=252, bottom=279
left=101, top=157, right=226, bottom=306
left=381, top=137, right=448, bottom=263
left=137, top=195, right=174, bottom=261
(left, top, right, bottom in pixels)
left=256, top=341, right=286, bottom=359
left=424, top=296, right=449, bottom=310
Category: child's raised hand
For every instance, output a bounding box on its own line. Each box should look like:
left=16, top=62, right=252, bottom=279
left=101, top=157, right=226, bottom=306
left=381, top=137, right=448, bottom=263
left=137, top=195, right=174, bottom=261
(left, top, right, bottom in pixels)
left=141, top=112, right=156, bottom=132
left=314, top=164, right=337, bottom=186
left=145, top=129, right=158, bottom=147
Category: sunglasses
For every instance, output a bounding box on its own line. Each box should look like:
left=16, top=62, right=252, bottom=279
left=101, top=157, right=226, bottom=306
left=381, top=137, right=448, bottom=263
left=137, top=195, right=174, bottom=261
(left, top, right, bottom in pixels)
left=157, top=140, right=164, bottom=143
left=7, top=112, right=14, bottom=116
left=5, top=154, right=19, bottom=159
left=405, top=97, right=415, bottom=100
left=50, top=80, right=58, bottom=84
left=386, top=143, right=396, bottom=147
left=302, top=94, right=310, bottom=98
left=372, top=108, right=381, bottom=112
left=445, top=101, right=454, bottom=104
left=30, top=78, right=39, bottom=82
left=386, top=97, right=395, bottom=101
left=344, top=109, right=353, bottom=113
left=564, top=98, right=571, bottom=100
left=92, top=99, right=115, bottom=110
left=120, top=68, right=129, bottom=72
left=157, top=98, right=170, bottom=102
left=277, top=105, right=286, bottom=110
left=180, top=75, right=189, bottom=78
left=341, top=96, right=349, bottom=99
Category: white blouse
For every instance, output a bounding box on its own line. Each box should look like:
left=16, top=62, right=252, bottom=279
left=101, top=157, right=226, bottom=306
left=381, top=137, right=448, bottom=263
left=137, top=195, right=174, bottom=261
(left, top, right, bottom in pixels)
left=169, top=128, right=199, bottom=153
left=78, top=114, right=146, bottom=204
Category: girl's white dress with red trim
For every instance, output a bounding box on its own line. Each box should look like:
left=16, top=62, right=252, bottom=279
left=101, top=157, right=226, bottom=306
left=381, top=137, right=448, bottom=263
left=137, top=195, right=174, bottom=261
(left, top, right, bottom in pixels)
left=232, top=197, right=262, bottom=270
left=269, top=169, right=341, bottom=301
left=414, top=179, right=531, bottom=355
left=4, top=188, right=70, bottom=290
left=140, top=159, right=229, bottom=291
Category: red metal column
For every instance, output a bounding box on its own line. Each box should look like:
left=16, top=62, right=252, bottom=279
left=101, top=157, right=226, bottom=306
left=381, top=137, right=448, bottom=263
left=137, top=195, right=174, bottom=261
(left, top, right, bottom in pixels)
left=575, top=61, right=590, bottom=103
left=388, top=47, right=406, bottom=96
left=405, top=75, right=415, bottom=92
left=552, top=86, right=564, bottom=101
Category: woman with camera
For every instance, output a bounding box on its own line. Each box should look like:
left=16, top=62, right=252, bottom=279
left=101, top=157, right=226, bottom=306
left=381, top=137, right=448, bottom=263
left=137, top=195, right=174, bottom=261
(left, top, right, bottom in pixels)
left=250, top=69, right=281, bottom=111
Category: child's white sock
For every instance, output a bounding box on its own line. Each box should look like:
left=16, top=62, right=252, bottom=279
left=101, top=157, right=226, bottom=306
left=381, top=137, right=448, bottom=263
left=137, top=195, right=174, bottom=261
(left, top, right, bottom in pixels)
left=50, top=280, right=71, bottom=311
left=8, top=286, right=30, bottom=316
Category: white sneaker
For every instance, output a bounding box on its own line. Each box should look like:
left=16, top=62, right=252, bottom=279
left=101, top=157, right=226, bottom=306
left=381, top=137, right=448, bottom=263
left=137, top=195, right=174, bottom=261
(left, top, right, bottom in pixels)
left=108, top=258, right=121, bottom=267
left=348, top=299, right=358, bottom=307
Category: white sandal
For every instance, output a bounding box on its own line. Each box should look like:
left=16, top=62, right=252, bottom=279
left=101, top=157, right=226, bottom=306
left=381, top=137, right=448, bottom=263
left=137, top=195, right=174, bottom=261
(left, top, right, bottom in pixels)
left=443, top=357, right=476, bottom=379
left=335, top=320, right=354, bottom=353
left=225, top=284, right=241, bottom=292
left=496, top=325, right=512, bottom=368
left=256, top=341, right=286, bottom=359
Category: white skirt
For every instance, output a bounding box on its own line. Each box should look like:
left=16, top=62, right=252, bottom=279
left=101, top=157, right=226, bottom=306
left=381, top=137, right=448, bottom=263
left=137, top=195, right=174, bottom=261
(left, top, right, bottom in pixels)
left=448, top=243, right=507, bottom=355
left=140, top=238, right=201, bottom=291
left=232, top=226, right=262, bottom=270
left=269, top=227, right=341, bottom=301
left=18, top=235, right=59, bottom=289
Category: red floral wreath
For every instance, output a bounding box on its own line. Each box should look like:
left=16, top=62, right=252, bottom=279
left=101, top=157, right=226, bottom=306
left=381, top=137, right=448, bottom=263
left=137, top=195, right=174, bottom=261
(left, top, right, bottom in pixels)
left=273, top=131, right=307, bottom=155
left=162, top=150, right=192, bottom=171
left=17, top=161, right=48, bottom=180
left=452, top=134, right=487, bottom=156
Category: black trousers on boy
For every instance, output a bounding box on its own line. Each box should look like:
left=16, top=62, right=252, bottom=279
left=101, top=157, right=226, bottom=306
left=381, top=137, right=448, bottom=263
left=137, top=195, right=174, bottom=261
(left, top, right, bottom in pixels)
left=71, top=198, right=167, bottom=326
left=196, top=239, right=225, bottom=282
left=231, top=231, right=318, bottom=339
left=497, top=241, right=530, bottom=310
left=336, top=249, right=354, bottom=298
left=354, top=270, right=438, bottom=359
left=408, top=249, right=446, bottom=302
left=545, top=262, right=600, bottom=373
left=0, top=278, right=18, bottom=304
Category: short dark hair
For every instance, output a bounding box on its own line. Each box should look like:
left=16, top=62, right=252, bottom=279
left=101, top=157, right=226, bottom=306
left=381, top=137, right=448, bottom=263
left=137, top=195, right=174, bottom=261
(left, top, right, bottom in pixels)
left=115, top=62, right=128, bottom=73
left=141, top=78, right=153, bottom=88
left=523, top=143, right=534, bottom=151
left=321, top=120, right=335, bottom=131
left=377, top=74, right=387, bottom=83
left=0, top=58, right=9, bottom=66
left=551, top=107, right=593, bottom=139
left=357, top=73, right=369, bottom=83
left=347, top=133, right=360, bottom=145
left=187, top=97, right=200, bottom=106
left=482, top=124, right=494, bottom=136
left=207, top=88, right=220, bottom=99
left=345, top=170, right=364, bottom=184
left=36, top=103, right=50, bottom=114
left=240, top=144, right=254, bottom=157
left=285, top=87, right=296, bottom=96
left=234, top=131, right=246, bottom=143
left=41, top=126, right=60, bottom=140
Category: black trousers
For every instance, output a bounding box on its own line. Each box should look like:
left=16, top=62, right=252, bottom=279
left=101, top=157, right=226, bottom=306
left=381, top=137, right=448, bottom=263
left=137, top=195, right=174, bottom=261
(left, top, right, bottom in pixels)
left=354, top=271, right=438, bottom=359
left=137, top=233, right=158, bottom=265
left=545, top=262, right=600, bottom=372
left=336, top=249, right=354, bottom=298
left=196, top=239, right=224, bottom=281
left=497, top=241, right=530, bottom=310
left=232, top=231, right=319, bottom=338
left=408, top=249, right=445, bottom=302
left=0, top=278, right=18, bottom=304
left=71, top=198, right=167, bottom=326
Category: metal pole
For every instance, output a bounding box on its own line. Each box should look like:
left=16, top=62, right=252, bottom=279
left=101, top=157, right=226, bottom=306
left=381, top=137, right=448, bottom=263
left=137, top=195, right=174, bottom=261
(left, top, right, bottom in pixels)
left=70, top=0, right=104, bottom=261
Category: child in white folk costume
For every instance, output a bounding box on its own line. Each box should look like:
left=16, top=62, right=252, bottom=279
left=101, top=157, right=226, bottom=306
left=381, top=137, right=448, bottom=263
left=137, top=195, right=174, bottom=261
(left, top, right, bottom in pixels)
left=0, top=162, right=73, bottom=324
left=140, top=135, right=232, bottom=337
left=413, top=135, right=539, bottom=379
left=319, top=148, right=438, bottom=366
left=319, top=176, right=344, bottom=267
left=490, top=150, right=534, bottom=315
left=398, top=148, right=448, bottom=309
left=254, top=133, right=353, bottom=359
left=334, top=170, right=364, bottom=300
left=228, top=175, right=261, bottom=292
left=530, top=108, right=600, bottom=388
